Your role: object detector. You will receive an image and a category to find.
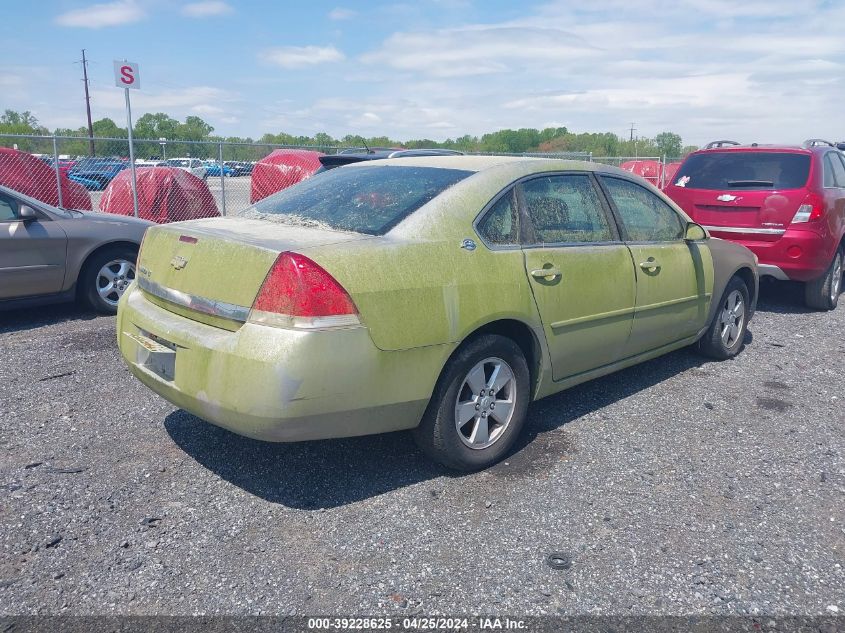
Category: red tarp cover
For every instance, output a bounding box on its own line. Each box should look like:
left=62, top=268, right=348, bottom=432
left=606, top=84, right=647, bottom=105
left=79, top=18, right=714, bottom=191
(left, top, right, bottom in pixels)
left=250, top=149, right=324, bottom=203
left=0, top=147, right=92, bottom=210
left=99, top=167, right=219, bottom=223
left=620, top=159, right=664, bottom=187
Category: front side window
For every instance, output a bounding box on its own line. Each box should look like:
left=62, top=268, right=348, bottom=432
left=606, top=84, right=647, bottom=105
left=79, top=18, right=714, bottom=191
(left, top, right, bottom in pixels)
left=521, top=174, right=613, bottom=244
left=601, top=176, right=685, bottom=242
left=476, top=190, right=519, bottom=246
left=241, top=165, right=472, bottom=235
left=0, top=193, right=19, bottom=221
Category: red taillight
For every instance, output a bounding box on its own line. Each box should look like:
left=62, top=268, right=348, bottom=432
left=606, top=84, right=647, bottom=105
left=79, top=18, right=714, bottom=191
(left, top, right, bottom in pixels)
left=249, top=252, right=359, bottom=329
left=791, top=192, right=825, bottom=223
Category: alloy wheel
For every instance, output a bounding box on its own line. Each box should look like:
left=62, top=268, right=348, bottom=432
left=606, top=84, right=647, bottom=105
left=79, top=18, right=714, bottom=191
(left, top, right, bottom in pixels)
left=719, top=289, right=745, bottom=348
left=96, top=259, right=136, bottom=307
left=454, top=357, right=516, bottom=450
left=830, top=254, right=842, bottom=304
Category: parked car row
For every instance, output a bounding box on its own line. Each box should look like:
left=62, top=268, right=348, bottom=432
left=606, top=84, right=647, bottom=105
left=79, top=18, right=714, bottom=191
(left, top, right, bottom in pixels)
left=4, top=142, right=843, bottom=472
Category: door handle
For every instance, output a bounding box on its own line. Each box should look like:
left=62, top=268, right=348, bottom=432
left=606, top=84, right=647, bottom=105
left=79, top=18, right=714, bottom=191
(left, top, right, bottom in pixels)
left=639, top=258, right=661, bottom=273
left=530, top=267, right=562, bottom=280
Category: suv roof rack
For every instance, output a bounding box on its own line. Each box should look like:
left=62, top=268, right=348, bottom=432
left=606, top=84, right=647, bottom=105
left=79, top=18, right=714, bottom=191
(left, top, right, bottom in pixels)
left=386, top=149, right=464, bottom=158
left=803, top=138, right=834, bottom=148
left=704, top=140, right=741, bottom=149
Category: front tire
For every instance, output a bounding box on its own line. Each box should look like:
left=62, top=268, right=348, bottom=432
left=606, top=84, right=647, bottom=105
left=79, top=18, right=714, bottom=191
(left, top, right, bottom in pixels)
left=79, top=247, right=137, bottom=314
left=804, top=248, right=842, bottom=311
left=697, top=276, right=750, bottom=360
left=413, top=334, right=530, bottom=471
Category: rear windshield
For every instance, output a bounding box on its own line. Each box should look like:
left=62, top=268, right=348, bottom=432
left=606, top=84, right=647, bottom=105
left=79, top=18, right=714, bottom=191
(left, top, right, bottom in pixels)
left=674, top=152, right=811, bottom=190
left=240, top=165, right=472, bottom=235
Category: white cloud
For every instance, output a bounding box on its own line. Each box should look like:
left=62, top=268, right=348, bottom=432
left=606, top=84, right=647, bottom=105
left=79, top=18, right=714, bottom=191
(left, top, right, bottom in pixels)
left=328, top=7, right=356, bottom=20
left=55, top=0, right=144, bottom=28
left=181, top=1, right=234, bottom=17
left=259, top=46, right=345, bottom=69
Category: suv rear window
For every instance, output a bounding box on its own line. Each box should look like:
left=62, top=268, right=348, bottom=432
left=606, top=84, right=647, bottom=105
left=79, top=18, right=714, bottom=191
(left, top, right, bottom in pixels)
left=673, top=152, right=811, bottom=190
left=241, top=165, right=472, bottom=235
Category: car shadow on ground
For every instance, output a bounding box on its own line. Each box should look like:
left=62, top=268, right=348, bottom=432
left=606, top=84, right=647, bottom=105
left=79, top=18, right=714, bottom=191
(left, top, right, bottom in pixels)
left=755, top=279, right=816, bottom=315
left=0, top=303, right=102, bottom=334
left=165, top=345, right=715, bottom=509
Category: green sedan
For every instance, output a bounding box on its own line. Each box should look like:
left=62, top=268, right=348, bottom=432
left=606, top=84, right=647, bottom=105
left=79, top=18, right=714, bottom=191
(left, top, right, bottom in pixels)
left=117, top=156, right=758, bottom=471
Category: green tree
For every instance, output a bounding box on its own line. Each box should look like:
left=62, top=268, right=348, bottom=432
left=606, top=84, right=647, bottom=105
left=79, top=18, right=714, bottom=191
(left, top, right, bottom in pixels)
left=654, top=132, right=683, bottom=158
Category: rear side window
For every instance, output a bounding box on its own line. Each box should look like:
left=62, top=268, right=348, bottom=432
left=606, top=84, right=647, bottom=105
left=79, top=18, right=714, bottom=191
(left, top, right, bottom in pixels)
left=521, top=174, right=613, bottom=244
left=477, top=190, right=519, bottom=246
left=601, top=177, right=685, bottom=242
left=243, top=165, right=472, bottom=235
left=673, top=152, right=811, bottom=190
left=824, top=153, right=845, bottom=187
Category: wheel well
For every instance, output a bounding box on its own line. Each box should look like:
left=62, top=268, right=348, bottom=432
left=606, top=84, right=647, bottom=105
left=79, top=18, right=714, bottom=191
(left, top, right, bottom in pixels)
left=467, top=319, right=542, bottom=398
left=734, top=266, right=756, bottom=306
left=76, top=241, right=140, bottom=295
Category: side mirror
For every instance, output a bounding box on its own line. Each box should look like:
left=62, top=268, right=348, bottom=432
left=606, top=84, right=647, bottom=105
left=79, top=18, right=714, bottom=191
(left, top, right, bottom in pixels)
left=684, top=222, right=707, bottom=241
left=18, top=205, right=38, bottom=222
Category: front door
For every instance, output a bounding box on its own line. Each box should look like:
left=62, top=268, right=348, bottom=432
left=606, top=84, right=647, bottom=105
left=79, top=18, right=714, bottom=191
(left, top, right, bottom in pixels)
left=598, top=175, right=712, bottom=358
left=0, top=193, right=68, bottom=299
left=519, top=173, right=636, bottom=380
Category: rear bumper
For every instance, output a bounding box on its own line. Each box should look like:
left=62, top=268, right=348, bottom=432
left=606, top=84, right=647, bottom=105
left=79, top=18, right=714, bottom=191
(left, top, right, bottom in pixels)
left=722, top=228, right=833, bottom=282
left=116, top=284, right=446, bottom=442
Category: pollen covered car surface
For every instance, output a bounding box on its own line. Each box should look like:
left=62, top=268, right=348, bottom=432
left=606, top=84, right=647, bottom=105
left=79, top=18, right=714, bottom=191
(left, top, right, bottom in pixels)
left=117, top=156, right=755, bottom=443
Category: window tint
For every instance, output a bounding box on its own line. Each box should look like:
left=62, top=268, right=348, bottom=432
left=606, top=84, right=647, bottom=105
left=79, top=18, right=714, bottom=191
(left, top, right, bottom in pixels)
left=674, top=152, right=811, bottom=190
left=242, top=165, right=472, bottom=235
left=602, top=177, right=685, bottom=242
left=0, top=194, right=18, bottom=221
left=522, top=174, right=613, bottom=244
left=477, top=190, right=519, bottom=245
left=826, top=153, right=845, bottom=187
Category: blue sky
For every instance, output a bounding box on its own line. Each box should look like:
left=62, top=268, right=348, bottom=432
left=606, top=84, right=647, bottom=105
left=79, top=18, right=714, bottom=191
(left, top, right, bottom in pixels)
left=2, top=0, right=844, bottom=145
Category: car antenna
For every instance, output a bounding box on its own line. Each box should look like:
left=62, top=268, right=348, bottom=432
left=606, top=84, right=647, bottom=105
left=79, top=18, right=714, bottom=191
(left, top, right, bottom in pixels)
left=361, top=137, right=372, bottom=154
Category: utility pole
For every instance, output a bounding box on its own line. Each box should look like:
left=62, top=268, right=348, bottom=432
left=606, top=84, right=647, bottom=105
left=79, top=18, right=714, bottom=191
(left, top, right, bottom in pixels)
left=81, top=49, right=95, bottom=157
left=629, top=122, right=636, bottom=142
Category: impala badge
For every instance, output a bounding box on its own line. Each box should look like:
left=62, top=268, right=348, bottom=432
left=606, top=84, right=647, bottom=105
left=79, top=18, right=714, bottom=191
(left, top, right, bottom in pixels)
left=716, top=194, right=738, bottom=202
left=170, top=255, right=189, bottom=270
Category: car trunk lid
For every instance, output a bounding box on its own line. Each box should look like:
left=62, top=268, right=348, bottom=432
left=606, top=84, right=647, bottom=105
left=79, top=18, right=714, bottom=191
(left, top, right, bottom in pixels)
left=136, top=217, right=370, bottom=327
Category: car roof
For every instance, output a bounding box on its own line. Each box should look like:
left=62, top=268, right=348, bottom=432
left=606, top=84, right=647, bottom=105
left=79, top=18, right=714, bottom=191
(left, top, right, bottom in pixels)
left=339, top=154, right=621, bottom=173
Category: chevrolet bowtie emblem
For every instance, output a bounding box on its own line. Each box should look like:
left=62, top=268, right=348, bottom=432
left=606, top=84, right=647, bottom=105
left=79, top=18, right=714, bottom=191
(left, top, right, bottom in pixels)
left=170, top=255, right=189, bottom=270
left=716, top=194, right=738, bottom=202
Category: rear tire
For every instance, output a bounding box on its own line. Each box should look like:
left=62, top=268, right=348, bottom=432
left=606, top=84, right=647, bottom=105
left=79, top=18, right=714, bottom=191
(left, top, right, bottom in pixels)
left=79, top=247, right=137, bottom=314
left=804, top=248, right=842, bottom=311
left=413, top=334, right=530, bottom=472
left=697, top=276, right=750, bottom=360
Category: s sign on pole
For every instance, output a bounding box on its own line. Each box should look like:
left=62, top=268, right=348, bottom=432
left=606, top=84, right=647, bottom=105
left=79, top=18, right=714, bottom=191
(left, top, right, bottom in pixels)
left=114, top=60, right=140, bottom=218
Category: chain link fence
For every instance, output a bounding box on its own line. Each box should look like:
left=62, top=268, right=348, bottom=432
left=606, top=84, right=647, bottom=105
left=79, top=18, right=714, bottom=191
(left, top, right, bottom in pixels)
left=0, top=133, right=682, bottom=222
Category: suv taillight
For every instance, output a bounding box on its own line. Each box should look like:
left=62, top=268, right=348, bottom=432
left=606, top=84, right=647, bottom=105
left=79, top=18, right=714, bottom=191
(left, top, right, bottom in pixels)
left=248, top=252, right=360, bottom=329
left=791, top=192, right=825, bottom=223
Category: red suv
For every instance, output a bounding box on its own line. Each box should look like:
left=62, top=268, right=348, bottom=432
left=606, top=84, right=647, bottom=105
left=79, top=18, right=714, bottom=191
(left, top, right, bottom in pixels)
left=665, top=140, right=845, bottom=310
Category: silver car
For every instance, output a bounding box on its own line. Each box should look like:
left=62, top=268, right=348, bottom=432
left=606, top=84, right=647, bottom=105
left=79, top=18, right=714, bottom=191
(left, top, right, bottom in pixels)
left=0, top=185, right=151, bottom=314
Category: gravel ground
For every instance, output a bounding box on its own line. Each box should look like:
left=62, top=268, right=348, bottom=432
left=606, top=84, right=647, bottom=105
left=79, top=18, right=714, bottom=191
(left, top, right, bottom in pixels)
left=1, top=280, right=843, bottom=616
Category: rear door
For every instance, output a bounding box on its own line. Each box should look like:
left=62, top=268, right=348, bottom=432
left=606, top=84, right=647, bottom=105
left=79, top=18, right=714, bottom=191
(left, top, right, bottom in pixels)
left=518, top=173, right=636, bottom=381
left=665, top=150, right=811, bottom=243
left=598, top=176, right=712, bottom=357
left=821, top=152, right=845, bottom=256
left=0, top=193, right=68, bottom=299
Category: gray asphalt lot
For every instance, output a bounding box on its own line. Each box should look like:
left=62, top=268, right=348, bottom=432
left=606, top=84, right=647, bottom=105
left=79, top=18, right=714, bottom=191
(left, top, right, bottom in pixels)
left=1, top=281, right=843, bottom=616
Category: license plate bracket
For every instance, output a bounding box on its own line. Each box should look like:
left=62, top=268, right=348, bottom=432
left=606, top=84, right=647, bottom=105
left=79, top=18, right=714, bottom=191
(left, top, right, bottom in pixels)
left=125, top=331, right=176, bottom=381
